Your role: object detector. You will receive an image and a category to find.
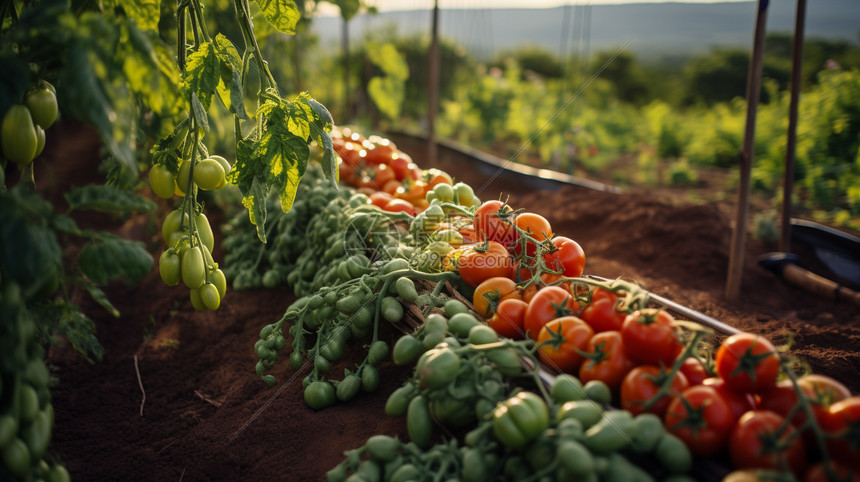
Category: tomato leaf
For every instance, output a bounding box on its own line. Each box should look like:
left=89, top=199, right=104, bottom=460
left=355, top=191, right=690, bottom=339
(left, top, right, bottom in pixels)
left=182, top=41, right=219, bottom=110
left=121, top=21, right=183, bottom=123
left=305, top=96, right=338, bottom=186
left=105, top=0, right=160, bottom=32
left=367, top=76, right=404, bottom=121
left=0, top=204, right=62, bottom=302
left=255, top=0, right=300, bottom=34
left=55, top=306, right=105, bottom=362
left=79, top=237, right=153, bottom=285
left=366, top=42, right=409, bottom=81
left=81, top=279, right=121, bottom=318
left=214, top=34, right=248, bottom=120
left=66, top=185, right=156, bottom=213
left=190, top=91, right=209, bottom=132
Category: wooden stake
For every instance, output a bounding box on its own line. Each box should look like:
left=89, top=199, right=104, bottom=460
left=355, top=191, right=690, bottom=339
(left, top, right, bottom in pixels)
left=726, top=0, right=770, bottom=302
left=779, top=0, right=807, bottom=253
left=426, top=0, right=440, bottom=165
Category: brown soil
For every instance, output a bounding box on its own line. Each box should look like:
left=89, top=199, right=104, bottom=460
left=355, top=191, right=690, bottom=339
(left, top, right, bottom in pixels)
left=37, top=123, right=860, bottom=481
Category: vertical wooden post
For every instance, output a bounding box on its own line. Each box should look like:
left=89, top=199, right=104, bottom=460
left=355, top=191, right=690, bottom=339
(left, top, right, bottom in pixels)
left=726, top=0, right=769, bottom=302
left=779, top=0, right=807, bottom=253
left=427, top=0, right=440, bottom=165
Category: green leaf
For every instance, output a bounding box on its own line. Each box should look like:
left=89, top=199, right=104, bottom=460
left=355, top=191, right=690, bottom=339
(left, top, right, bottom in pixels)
left=214, top=35, right=248, bottom=120
left=0, top=204, right=62, bottom=302
left=255, top=0, right=300, bottom=34
left=332, top=0, right=361, bottom=21
left=182, top=41, right=219, bottom=110
left=79, top=237, right=153, bottom=285
left=0, top=55, right=31, bottom=122
left=121, top=21, right=183, bottom=119
left=368, top=76, right=404, bottom=120
left=57, top=307, right=104, bottom=362
left=114, top=0, right=160, bottom=32
left=82, top=280, right=121, bottom=318
left=242, top=177, right=269, bottom=243
left=366, top=42, right=409, bottom=80
left=66, top=185, right=157, bottom=213
left=191, top=91, right=210, bottom=132
left=304, top=96, right=337, bottom=185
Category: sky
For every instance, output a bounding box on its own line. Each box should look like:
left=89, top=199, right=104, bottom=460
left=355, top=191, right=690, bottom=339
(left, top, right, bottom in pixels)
left=315, top=0, right=753, bottom=16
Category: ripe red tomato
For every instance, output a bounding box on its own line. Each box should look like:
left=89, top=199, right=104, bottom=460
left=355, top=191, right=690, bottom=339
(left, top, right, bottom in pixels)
left=664, top=385, right=734, bottom=457
left=365, top=144, right=397, bottom=165
left=336, top=140, right=364, bottom=166
left=730, top=410, right=808, bottom=476
left=820, top=396, right=860, bottom=469
left=579, top=287, right=627, bottom=333
left=536, top=316, right=594, bottom=373
left=715, top=333, right=781, bottom=393
left=679, top=356, right=709, bottom=386
left=620, top=308, right=681, bottom=366
left=523, top=286, right=579, bottom=340
left=803, top=460, right=860, bottom=482
left=487, top=298, right=528, bottom=339
left=512, top=212, right=553, bottom=257
left=578, top=330, right=636, bottom=392
left=474, top=200, right=517, bottom=248
left=620, top=365, right=689, bottom=417
left=542, top=236, right=585, bottom=278
left=365, top=163, right=395, bottom=191
left=702, top=377, right=757, bottom=420
left=473, top=277, right=519, bottom=319
left=382, top=198, right=416, bottom=216
left=388, top=154, right=411, bottom=180
left=381, top=179, right=401, bottom=195
left=457, top=241, right=513, bottom=287
left=369, top=191, right=394, bottom=208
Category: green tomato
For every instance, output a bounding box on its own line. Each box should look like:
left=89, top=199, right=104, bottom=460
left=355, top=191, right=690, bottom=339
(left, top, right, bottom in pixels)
left=176, top=159, right=192, bottom=195
left=583, top=380, right=612, bottom=406
left=189, top=288, right=206, bottom=311
left=200, top=282, right=221, bottom=310
left=210, top=268, right=227, bottom=299
left=447, top=312, right=480, bottom=338
left=365, top=434, right=400, bottom=462
left=453, top=182, right=476, bottom=206
left=304, top=381, right=336, bottom=410
left=655, top=432, right=692, bottom=474
left=432, top=183, right=454, bottom=203
left=583, top=410, right=635, bottom=454
left=336, top=375, right=361, bottom=402
left=196, top=212, right=215, bottom=253
left=461, top=447, right=487, bottom=482
left=417, top=346, right=460, bottom=389
left=46, top=465, right=71, bottom=482
left=194, top=158, right=225, bottom=191
left=26, top=87, right=58, bottom=128
left=1, top=104, right=38, bottom=167
left=430, top=395, right=474, bottom=428
left=443, top=299, right=469, bottom=317
left=22, top=409, right=51, bottom=460
left=1, top=438, right=31, bottom=479
left=389, top=464, right=420, bottom=482
left=486, top=347, right=522, bottom=376
left=557, top=400, right=603, bottom=428
left=557, top=439, right=595, bottom=477
left=492, top=391, right=550, bottom=450
left=159, top=250, right=181, bottom=286
left=630, top=413, right=665, bottom=453
left=385, top=385, right=415, bottom=417
left=551, top=374, right=585, bottom=403
left=34, top=124, right=45, bottom=157
left=367, top=341, right=389, bottom=366
left=380, top=296, right=404, bottom=323
left=0, top=415, right=18, bottom=449
left=394, top=277, right=418, bottom=302
left=161, top=210, right=188, bottom=242
left=407, top=396, right=433, bottom=449
left=19, top=384, right=39, bottom=423
left=361, top=365, right=380, bottom=392
left=181, top=246, right=206, bottom=289
left=209, top=154, right=231, bottom=188
left=149, top=164, right=176, bottom=199
left=392, top=335, right=423, bottom=366
left=468, top=324, right=499, bottom=344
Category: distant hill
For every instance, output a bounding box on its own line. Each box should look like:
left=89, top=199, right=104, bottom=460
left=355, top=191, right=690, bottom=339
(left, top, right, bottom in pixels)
left=308, top=1, right=860, bottom=61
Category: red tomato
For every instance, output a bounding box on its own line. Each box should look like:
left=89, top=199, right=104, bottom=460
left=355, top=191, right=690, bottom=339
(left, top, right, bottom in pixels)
left=381, top=179, right=401, bottom=195
left=542, top=236, right=586, bottom=278
left=578, top=331, right=636, bottom=392
left=715, top=333, right=781, bottom=393
left=365, top=144, right=397, bottom=165
left=702, top=377, right=757, bottom=420
left=519, top=272, right=573, bottom=304
left=474, top=200, right=517, bottom=248
left=368, top=191, right=394, bottom=208
left=512, top=212, right=553, bottom=257
left=336, top=140, right=364, bottom=166
left=473, top=277, right=519, bottom=319
left=458, top=224, right=477, bottom=244
left=523, top=286, right=579, bottom=340
left=820, top=396, right=860, bottom=469
left=382, top=198, right=416, bottom=216
left=457, top=241, right=513, bottom=287
left=664, top=385, right=734, bottom=456
left=620, top=365, right=690, bottom=418
left=804, top=460, right=860, bottom=482
left=366, top=163, right=395, bottom=191
left=679, top=356, right=709, bottom=386
left=579, top=287, right=627, bottom=333
left=536, top=316, right=594, bottom=373
left=388, top=154, right=411, bottom=180
left=620, top=308, right=681, bottom=366
left=487, top=298, right=528, bottom=339
left=730, top=410, right=808, bottom=476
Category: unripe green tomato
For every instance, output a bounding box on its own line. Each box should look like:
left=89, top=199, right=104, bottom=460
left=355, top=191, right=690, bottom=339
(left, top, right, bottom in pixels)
left=181, top=246, right=206, bottom=289
left=19, top=384, right=39, bottom=423
left=161, top=210, right=188, bottom=242
left=453, top=182, right=476, bottom=206
left=200, top=282, right=220, bottom=310
left=433, top=183, right=454, bottom=203
left=189, top=288, right=206, bottom=311
left=46, top=465, right=71, bottom=482
left=194, top=158, right=226, bottom=191
left=168, top=230, right=189, bottom=250
left=1, top=438, right=31, bottom=479
left=1, top=104, right=38, bottom=167
left=209, top=154, right=231, bottom=189
left=26, top=87, right=58, bottom=128
left=176, top=160, right=191, bottom=195
left=34, top=125, right=46, bottom=157
left=210, top=268, right=227, bottom=299
left=149, top=164, right=176, bottom=199
left=196, top=212, right=215, bottom=253
left=158, top=250, right=181, bottom=286
left=304, top=381, right=336, bottom=410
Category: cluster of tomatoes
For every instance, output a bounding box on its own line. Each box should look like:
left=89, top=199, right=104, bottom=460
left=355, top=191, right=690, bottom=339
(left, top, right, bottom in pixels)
left=333, top=128, right=457, bottom=217
left=1, top=81, right=58, bottom=171
left=452, top=198, right=859, bottom=481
